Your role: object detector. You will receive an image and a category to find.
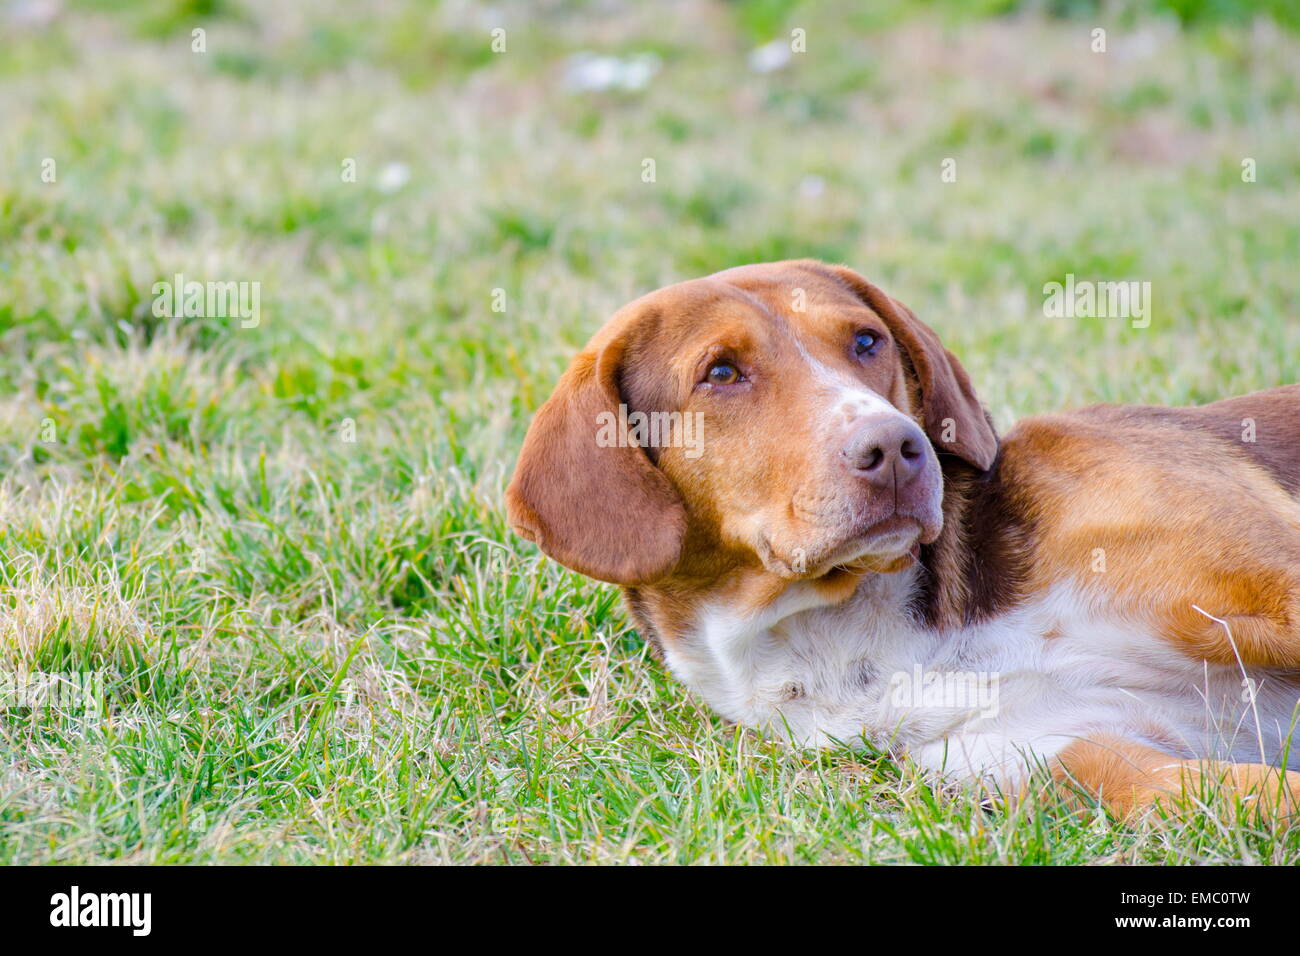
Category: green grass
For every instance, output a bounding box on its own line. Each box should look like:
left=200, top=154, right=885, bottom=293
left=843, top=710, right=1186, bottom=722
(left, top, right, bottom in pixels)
left=1, top=0, right=1298, bottom=864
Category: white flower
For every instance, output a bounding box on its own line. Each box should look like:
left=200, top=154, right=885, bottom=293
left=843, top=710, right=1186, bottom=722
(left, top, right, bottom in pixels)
left=377, top=162, right=410, bottom=193
left=6, top=0, right=62, bottom=26
left=797, top=174, right=826, bottom=199
left=748, top=40, right=791, bottom=74
left=562, top=52, right=661, bottom=92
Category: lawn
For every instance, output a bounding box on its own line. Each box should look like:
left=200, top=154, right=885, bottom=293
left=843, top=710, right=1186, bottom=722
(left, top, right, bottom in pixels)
left=1, top=0, right=1298, bottom=864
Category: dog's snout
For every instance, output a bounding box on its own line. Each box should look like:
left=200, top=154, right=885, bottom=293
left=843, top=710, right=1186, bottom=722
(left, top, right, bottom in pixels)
left=844, top=418, right=927, bottom=489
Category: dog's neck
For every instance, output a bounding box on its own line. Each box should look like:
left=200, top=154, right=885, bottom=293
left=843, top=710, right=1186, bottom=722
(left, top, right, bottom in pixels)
left=914, top=453, right=1034, bottom=632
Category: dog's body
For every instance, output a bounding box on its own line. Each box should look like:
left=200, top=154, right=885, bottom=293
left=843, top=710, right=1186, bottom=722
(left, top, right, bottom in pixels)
left=641, top=394, right=1300, bottom=804
left=508, top=260, right=1300, bottom=816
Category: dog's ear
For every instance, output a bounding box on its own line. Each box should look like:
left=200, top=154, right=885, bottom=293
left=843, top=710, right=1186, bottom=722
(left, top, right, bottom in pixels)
left=824, top=264, right=998, bottom=471
left=506, top=315, right=687, bottom=586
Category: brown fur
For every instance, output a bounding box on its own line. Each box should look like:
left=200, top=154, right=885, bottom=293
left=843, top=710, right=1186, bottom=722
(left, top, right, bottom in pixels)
left=999, top=397, right=1300, bottom=668
left=1053, top=734, right=1300, bottom=821
left=507, top=261, right=996, bottom=591
left=507, top=259, right=1300, bottom=817
left=915, top=456, right=1038, bottom=630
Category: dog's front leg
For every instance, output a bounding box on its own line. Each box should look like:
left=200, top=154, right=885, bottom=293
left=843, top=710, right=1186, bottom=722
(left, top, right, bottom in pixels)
left=1052, top=734, right=1300, bottom=822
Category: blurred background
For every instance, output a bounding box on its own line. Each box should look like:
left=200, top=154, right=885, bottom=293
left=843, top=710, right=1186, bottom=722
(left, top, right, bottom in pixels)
left=4, top=0, right=1298, bottom=440
left=1, top=0, right=1298, bottom=863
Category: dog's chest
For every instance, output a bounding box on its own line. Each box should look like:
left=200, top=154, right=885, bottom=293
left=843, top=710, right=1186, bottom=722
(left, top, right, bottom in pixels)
left=660, top=574, right=1297, bottom=782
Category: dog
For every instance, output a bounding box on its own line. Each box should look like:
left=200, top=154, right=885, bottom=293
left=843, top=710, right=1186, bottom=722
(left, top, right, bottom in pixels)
left=506, top=260, right=1300, bottom=818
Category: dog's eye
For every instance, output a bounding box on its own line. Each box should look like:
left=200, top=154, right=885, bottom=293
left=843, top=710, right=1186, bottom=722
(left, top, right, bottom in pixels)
left=854, top=331, right=880, bottom=356
left=705, top=362, right=741, bottom=385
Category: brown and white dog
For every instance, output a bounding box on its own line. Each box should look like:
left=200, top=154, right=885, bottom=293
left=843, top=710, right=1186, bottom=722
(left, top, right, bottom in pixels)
left=506, top=260, right=1300, bottom=818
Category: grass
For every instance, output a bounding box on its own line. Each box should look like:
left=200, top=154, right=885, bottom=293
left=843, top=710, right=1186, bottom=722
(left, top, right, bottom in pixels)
left=0, top=0, right=1298, bottom=864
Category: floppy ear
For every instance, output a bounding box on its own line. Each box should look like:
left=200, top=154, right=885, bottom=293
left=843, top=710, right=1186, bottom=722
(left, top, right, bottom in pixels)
left=825, top=265, right=998, bottom=471
left=506, top=325, right=687, bottom=586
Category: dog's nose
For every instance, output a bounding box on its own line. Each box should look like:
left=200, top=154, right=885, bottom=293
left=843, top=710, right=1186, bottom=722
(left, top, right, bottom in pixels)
left=844, top=418, right=927, bottom=489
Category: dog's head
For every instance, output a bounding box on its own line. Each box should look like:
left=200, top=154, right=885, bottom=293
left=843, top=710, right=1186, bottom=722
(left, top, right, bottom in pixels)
left=506, top=260, right=996, bottom=591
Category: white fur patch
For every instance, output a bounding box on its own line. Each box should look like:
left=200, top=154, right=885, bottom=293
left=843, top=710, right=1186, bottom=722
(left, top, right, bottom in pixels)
left=660, top=575, right=1300, bottom=788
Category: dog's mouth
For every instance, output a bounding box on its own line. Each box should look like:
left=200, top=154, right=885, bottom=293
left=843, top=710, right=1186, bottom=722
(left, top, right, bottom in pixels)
left=827, top=515, right=923, bottom=573
left=766, top=515, right=923, bottom=583
left=758, top=508, right=933, bottom=581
